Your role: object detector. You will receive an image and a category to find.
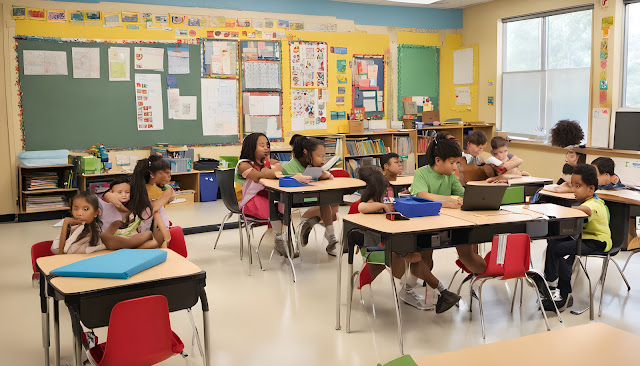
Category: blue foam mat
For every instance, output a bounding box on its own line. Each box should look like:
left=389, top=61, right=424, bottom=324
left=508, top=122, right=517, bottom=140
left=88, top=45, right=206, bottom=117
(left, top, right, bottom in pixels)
left=51, top=249, right=168, bottom=279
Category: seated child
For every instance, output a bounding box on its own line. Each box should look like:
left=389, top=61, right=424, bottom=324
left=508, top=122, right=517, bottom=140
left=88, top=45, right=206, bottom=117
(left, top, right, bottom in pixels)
left=282, top=135, right=340, bottom=255
left=459, top=130, right=491, bottom=184
left=52, top=191, right=106, bottom=254
left=591, top=157, right=625, bottom=190
left=485, top=136, right=529, bottom=180
left=380, top=153, right=409, bottom=195
left=543, top=164, right=612, bottom=311
left=100, top=176, right=171, bottom=250
left=409, top=137, right=488, bottom=313
left=545, top=120, right=586, bottom=192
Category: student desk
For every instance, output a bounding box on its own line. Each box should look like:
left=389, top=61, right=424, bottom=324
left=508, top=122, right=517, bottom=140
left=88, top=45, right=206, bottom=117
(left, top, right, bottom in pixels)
left=538, top=188, right=640, bottom=250
left=36, top=249, right=210, bottom=366
left=390, top=175, right=413, bottom=196
left=500, top=176, right=553, bottom=196
left=260, top=177, right=366, bottom=282
left=337, top=204, right=587, bottom=353
left=415, top=323, right=638, bottom=366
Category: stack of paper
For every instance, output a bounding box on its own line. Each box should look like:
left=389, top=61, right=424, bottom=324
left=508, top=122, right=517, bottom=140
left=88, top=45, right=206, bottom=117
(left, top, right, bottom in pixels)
left=24, top=173, right=58, bottom=190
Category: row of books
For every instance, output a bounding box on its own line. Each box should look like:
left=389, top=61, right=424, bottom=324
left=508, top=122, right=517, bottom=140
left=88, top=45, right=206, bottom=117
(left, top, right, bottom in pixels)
left=323, top=136, right=340, bottom=156
left=24, top=173, right=59, bottom=190
left=346, top=138, right=387, bottom=156
left=393, top=136, right=414, bottom=156
left=272, top=152, right=291, bottom=161
left=25, top=195, right=67, bottom=212
left=417, top=136, right=434, bottom=154
left=345, top=157, right=380, bottom=177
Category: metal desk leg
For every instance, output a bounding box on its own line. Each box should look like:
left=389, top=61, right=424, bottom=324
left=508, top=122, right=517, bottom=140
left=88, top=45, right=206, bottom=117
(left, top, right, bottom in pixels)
left=390, top=265, right=404, bottom=354
left=346, top=238, right=355, bottom=333
left=54, top=300, right=60, bottom=366
left=66, top=304, right=83, bottom=366
left=200, top=288, right=212, bottom=366
left=269, top=190, right=296, bottom=282
left=335, top=227, right=347, bottom=331
left=39, top=272, right=50, bottom=366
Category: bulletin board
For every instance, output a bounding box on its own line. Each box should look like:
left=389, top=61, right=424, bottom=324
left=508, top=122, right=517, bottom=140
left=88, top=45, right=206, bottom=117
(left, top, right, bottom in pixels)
left=17, top=38, right=239, bottom=150
left=352, top=55, right=385, bottom=118
left=397, top=45, right=439, bottom=119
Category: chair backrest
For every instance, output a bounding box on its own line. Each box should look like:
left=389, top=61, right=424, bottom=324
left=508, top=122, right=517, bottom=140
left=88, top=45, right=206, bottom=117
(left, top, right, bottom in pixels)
left=604, top=202, right=625, bottom=254
left=215, top=168, right=241, bottom=214
left=330, top=169, right=350, bottom=178
left=480, top=233, right=531, bottom=280
left=348, top=200, right=361, bottom=214
left=99, top=295, right=180, bottom=366
left=167, top=226, right=187, bottom=258
left=31, top=240, right=54, bottom=274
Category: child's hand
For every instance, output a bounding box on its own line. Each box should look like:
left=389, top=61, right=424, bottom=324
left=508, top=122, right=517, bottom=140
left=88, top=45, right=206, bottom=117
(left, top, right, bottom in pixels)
left=383, top=203, right=395, bottom=213
left=443, top=196, right=463, bottom=208
left=486, top=176, right=508, bottom=184
left=293, top=174, right=311, bottom=184
left=64, top=217, right=84, bottom=226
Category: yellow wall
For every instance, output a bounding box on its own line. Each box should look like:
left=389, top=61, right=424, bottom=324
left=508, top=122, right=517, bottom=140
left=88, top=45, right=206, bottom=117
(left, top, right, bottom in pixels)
left=0, top=3, right=16, bottom=215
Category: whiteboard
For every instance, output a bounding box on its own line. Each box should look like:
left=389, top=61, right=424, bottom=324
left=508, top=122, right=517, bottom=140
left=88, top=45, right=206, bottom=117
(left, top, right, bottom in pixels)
left=453, top=48, right=473, bottom=85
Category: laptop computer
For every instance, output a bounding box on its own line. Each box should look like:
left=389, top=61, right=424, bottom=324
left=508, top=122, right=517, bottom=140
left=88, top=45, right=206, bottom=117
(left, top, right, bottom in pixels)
left=461, top=183, right=509, bottom=211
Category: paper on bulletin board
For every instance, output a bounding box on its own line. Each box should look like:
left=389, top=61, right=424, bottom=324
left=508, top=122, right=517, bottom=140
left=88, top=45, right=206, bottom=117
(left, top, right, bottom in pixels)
left=135, top=73, right=164, bottom=130
left=23, top=50, right=68, bottom=75
left=246, top=116, right=281, bottom=138
left=289, top=41, right=327, bottom=87
left=204, top=40, right=238, bottom=76
left=291, top=89, right=326, bottom=130
left=134, top=47, right=164, bottom=71
left=242, top=94, right=280, bottom=116
left=72, top=47, right=100, bottom=78
left=177, top=96, right=197, bottom=120
left=455, top=86, right=471, bottom=105
left=453, top=48, right=474, bottom=85
left=243, top=62, right=281, bottom=90
left=108, top=47, right=130, bottom=81
left=167, top=47, right=190, bottom=75
left=363, top=99, right=377, bottom=112
left=201, top=78, right=238, bottom=136
left=167, top=88, right=180, bottom=119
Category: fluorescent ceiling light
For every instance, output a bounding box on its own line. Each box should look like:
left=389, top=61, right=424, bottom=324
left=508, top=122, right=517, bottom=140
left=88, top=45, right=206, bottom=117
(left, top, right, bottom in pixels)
left=386, top=0, right=440, bottom=4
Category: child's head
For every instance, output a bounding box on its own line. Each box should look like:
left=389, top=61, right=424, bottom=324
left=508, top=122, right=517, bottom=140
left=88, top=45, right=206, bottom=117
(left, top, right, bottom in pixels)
left=292, top=135, right=326, bottom=167
left=490, top=136, right=510, bottom=162
left=357, top=166, right=389, bottom=203
left=591, top=157, right=616, bottom=186
left=240, top=132, right=270, bottom=165
left=571, top=164, right=598, bottom=203
left=426, top=136, right=462, bottom=175
left=70, top=191, right=103, bottom=245
left=109, top=177, right=131, bottom=205
left=464, top=130, right=488, bottom=157
left=380, top=153, right=402, bottom=176
left=550, top=119, right=584, bottom=148
left=565, top=149, right=586, bottom=166
left=129, top=156, right=157, bottom=220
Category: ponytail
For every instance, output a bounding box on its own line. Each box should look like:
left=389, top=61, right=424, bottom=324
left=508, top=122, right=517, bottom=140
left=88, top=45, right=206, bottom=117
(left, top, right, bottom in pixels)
left=292, top=135, right=324, bottom=166
left=130, top=158, right=154, bottom=220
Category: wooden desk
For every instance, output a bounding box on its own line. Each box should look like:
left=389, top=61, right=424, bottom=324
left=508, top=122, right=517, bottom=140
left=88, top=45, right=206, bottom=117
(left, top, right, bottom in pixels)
left=337, top=204, right=588, bottom=352
left=389, top=175, right=413, bottom=195
left=36, top=249, right=210, bottom=366
left=261, top=177, right=365, bottom=282
left=416, top=323, right=639, bottom=366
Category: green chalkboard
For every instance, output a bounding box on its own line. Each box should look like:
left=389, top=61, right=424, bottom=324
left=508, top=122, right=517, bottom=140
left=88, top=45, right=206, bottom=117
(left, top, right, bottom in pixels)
left=397, top=45, right=439, bottom=119
left=17, top=38, right=239, bottom=150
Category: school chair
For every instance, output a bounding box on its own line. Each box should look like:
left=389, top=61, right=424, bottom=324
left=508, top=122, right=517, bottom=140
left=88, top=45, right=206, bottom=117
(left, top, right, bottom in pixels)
left=622, top=247, right=640, bottom=273
left=377, top=354, right=418, bottom=366
left=213, top=168, right=269, bottom=274
left=85, top=295, right=186, bottom=366
left=167, top=226, right=188, bottom=258
left=31, top=240, right=54, bottom=285
left=329, top=168, right=350, bottom=178
left=459, top=233, right=560, bottom=339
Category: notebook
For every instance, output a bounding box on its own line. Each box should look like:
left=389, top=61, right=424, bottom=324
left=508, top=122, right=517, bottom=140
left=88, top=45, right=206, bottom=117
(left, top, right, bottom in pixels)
left=51, top=249, right=168, bottom=279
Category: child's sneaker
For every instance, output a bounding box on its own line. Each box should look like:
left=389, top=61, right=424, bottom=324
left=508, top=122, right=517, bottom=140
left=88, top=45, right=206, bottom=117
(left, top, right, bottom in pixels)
left=325, top=235, right=339, bottom=256
left=435, top=289, right=461, bottom=314
left=297, top=217, right=320, bottom=247
left=399, top=286, right=433, bottom=311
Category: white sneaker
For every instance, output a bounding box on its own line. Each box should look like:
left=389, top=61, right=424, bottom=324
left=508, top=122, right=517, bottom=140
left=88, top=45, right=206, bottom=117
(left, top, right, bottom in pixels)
left=326, top=234, right=339, bottom=256
left=425, top=288, right=438, bottom=309
left=399, top=286, right=434, bottom=311
left=298, top=217, right=320, bottom=247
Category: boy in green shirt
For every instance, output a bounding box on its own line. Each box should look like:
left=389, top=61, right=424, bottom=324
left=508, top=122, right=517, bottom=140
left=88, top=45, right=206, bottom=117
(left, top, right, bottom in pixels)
left=408, top=137, right=488, bottom=313
left=543, top=164, right=612, bottom=311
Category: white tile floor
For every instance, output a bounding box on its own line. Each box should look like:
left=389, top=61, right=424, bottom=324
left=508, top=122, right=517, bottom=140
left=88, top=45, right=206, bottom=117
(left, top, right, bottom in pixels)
left=2, top=200, right=640, bottom=366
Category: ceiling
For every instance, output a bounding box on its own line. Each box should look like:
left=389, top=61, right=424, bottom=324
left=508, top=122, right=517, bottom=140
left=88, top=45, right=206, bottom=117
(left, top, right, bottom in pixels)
left=331, top=0, right=494, bottom=9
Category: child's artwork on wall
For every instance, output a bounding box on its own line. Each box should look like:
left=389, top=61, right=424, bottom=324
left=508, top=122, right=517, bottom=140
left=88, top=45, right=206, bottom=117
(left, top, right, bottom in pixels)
left=135, top=73, right=164, bottom=130
left=289, top=41, right=327, bottom=87
left=291, top=89, right=327, bottom=131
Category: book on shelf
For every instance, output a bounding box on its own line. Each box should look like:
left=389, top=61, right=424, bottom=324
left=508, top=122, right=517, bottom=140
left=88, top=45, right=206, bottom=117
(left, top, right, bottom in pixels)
left=346, top=156, right=380, bottom=177
left=25, top=194, right=67, bottom=211
left=393, top=136, right=413, bottom=156
left=273, top=152, right=291, bottom=161
left=24, top=173, right=59, bottom=190
left=417, top=135, right=434, bottom=154
left=346, top=138, right=386, bottom=156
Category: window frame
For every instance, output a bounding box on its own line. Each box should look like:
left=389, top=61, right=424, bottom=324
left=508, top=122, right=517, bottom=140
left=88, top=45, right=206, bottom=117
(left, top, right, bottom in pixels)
left=500, top=5, right=593, bottom=140
left=622, top=0, right=640, bottom=108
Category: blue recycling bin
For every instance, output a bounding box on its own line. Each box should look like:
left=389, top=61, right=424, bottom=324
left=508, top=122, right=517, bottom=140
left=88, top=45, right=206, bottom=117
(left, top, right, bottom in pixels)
left=199, top=172, right=218, bottom=202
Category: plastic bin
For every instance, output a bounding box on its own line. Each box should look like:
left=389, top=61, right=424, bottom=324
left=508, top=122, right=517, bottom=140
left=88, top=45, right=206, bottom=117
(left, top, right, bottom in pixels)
left=200, top=172, right=218, bottom=202
left=501, top=185, right=525, bottom=205
left=219, top=156, right=239, bottom=169
left=394, top=196, right=442, bottom=218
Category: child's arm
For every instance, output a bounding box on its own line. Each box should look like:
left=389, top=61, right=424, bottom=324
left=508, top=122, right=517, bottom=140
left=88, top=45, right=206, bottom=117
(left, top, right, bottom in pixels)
left=152, top=187, right=175, bottom=213
left=574, top=204, right=592, bottom=216
left=502, top=155, right=524, bottom=171
left=318, top=171, right=333, bottom=180
left=416, top=192, right=463, bottom=208
left=154, top=212, right=171, bottom=248
left=358, top=199, right=394, bottom=213
left=238, top=161, right=278, bottom=183
left=58, top=218, right=83, bottom=254
left=102, top=191, right=129, bottom=213
left=544, top=182, right=573, bottom=193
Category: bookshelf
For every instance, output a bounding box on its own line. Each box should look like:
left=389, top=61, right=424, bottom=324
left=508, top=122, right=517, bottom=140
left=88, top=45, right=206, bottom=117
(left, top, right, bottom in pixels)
left=18, top=164, right=78, bottom=214
left=344, top=130, right=418, bottom=177
left=416, top=123, right=495, bottom=168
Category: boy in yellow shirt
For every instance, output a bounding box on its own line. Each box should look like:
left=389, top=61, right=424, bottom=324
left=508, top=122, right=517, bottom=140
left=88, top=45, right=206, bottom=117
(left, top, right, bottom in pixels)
left=543, top=164, right=612, bottom=311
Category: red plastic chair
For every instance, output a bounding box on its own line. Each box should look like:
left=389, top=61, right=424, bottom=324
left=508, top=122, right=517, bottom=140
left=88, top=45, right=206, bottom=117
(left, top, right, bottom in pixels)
left=31, top=241, right=54, bottom=284
left=167, top=226, right=187, bottom=258
left=86, top=295, right=185, bottom=366
left=330, top=169, right=350, bottom=178
left=465, top=234, right=557, bottom=339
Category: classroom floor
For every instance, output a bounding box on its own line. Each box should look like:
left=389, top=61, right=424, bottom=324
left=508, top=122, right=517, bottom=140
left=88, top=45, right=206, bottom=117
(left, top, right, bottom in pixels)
left=3, top=201, right=640, bottom=366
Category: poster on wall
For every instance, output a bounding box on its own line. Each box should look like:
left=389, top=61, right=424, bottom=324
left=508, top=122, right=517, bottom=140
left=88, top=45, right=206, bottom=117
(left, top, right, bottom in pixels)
left=108, top=47, right=130, bottom=81
left=72, top=47, right=100, bottom=79
left=201, top=78, right=239, bottom=135
left=291, top=89, right=327, bottom=131
left=135, top=74, right=164, bottom=130
left=289, top=41, right=327, bottom=87
left=23, top=50, right=68, bottom=75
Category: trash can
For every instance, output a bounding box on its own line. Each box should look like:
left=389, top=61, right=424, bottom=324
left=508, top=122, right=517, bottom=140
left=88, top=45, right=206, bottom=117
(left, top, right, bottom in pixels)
left=200, top=172, right=218, bottom=202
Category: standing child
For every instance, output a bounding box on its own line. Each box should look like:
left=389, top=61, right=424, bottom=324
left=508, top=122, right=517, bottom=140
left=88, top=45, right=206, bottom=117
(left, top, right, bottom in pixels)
left=543, top=164, right=612, bottom=311
left=235, top=133, right=290, bottom=255
left=52, top=191, right=106, bottom=254
left=100, top=175, right=171, bottom=250
left=282, top=135, right=340, bottom=255
left=485, top=136, right=529, bottom=180
left=410, top=137, right=488, bottom=313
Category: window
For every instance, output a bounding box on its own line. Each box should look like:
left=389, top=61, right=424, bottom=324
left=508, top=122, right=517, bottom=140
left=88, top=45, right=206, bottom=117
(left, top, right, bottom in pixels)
left=624, top=1, right=640, bottom=107
left=501, top=7, right=592, bottom=140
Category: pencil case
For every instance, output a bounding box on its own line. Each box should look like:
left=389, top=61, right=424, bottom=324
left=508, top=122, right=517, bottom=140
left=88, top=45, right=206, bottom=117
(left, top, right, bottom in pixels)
left=394, top=196, right=442, bottom=218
